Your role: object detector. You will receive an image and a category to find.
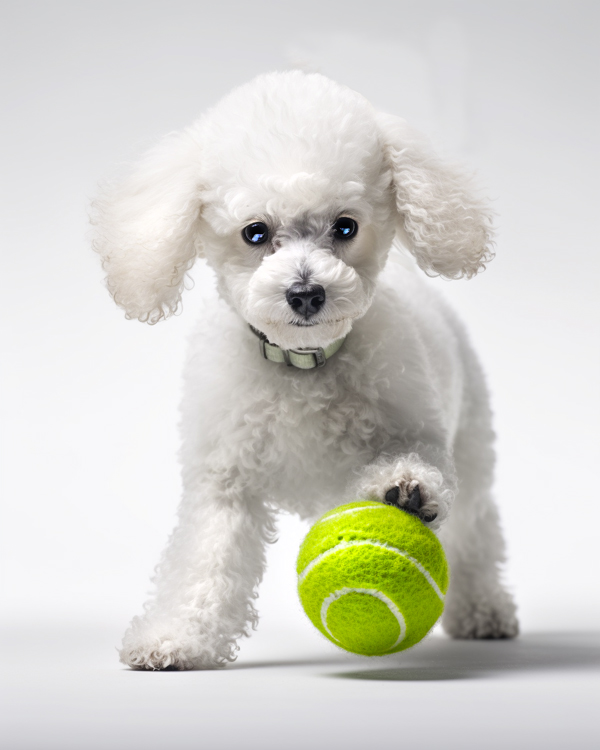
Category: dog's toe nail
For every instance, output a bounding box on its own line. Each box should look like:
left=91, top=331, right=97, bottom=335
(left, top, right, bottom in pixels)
left=384, top=486, right=400, bottom=505
left=407, top=485, right=422, bottom=512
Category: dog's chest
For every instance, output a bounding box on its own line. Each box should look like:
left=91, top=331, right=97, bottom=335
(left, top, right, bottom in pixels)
left=232, top=356, right=391, bottom=515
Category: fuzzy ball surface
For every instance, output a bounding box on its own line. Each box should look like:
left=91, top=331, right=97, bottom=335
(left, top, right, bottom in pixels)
left=297, top=500, right=449, bottom=656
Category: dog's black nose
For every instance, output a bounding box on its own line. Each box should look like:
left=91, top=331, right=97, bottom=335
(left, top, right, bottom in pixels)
left=286, top=283, right=326, bottom=317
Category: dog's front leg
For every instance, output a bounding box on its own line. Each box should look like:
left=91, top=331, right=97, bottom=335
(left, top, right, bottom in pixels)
left=119, top=471, right=275, bottom=670
left=354, top=452, right=455, bottom=531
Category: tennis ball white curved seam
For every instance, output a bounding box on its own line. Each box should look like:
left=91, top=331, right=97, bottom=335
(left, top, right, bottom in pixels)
left=298, top=538, right=445, bottom=602
left=320, top=587, right=407, bottom=650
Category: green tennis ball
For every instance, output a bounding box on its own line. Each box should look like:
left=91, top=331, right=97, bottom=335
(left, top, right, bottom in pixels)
left=296, top=500, right=449, bottom=656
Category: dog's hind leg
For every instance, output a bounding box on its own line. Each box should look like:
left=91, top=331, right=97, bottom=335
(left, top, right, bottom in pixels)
left=119, top=468, right=276, bottom=670
left=439, top=375, right=519, bottom=640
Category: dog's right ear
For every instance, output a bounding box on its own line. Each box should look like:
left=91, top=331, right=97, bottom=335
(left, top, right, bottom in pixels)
left=91, top=130, right=203, bottom=324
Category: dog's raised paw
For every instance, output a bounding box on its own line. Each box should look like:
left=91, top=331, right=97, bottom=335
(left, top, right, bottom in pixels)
left=383, top=480, right=437, bottom=523
left=355, top=454, right=451, bottom=528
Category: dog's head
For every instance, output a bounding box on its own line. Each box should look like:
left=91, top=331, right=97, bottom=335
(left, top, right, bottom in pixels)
left=93, top=71, right=493, bottom=348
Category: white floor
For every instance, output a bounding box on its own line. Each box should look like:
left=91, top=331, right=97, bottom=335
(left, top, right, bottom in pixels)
left=3, top=625, right=598, bottom=750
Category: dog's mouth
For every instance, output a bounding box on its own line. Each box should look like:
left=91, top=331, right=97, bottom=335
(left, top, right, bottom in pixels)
left=288, top=314, right=359, bottom=327
left=290, top=319, right=319, bottom=327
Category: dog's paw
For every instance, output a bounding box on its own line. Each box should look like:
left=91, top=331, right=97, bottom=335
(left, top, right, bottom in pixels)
left=355, top=454, right=453, bottom=530
left=119, top=618, right=232, bottom=671
left=120, top=638, right=192, bottom=671
left=383, top=480, right=438, bottom=523
left=443, top=593, right=519, bottom=640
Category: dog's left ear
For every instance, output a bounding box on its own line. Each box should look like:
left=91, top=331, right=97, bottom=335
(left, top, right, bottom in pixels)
left=377, top=113, right=495, bottom=279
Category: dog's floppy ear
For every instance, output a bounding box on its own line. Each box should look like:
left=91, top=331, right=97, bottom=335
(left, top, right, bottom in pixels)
left=377, top=113, right=494, bottom=279
left=92, top=130, right=203, bottom=323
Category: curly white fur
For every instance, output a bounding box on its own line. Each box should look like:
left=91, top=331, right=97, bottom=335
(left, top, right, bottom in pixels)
left=93, top=71, right=517, bottom=670
left=377, top=113, right=495, bottom=279
left=92, top=132, right=204, bottom=323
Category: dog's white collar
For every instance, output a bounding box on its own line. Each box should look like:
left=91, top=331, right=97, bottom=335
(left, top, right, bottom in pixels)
left=249, top=325, right=346, bottom=369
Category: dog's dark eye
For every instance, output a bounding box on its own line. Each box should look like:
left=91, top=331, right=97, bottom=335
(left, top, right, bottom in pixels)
left=332, top=217, right=358, bottom=240
left=242, top=222, right=269, bottom=245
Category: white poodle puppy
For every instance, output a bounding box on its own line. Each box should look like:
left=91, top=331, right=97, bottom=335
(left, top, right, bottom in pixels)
left=93, top=70, right=518, bottom=670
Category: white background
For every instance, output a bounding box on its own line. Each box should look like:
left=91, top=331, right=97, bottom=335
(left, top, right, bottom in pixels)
left=1, top=2, right=598, bottom=749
